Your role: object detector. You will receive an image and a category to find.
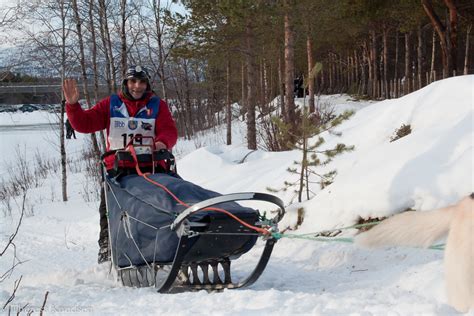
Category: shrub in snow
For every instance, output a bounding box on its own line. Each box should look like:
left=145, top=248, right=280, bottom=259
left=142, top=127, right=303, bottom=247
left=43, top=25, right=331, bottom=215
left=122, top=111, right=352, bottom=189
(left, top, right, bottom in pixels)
left=390, top=124, right=412, bottom=142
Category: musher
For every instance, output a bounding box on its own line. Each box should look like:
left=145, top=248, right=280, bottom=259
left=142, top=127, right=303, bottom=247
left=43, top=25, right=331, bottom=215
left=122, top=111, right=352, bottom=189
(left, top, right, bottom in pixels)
left=63, top=65, right=178, bottom=263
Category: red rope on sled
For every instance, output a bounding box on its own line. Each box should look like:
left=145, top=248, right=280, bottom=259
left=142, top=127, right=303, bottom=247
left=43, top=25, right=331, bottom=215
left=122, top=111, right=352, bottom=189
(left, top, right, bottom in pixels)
left=127, top=145, right=270, bottom=236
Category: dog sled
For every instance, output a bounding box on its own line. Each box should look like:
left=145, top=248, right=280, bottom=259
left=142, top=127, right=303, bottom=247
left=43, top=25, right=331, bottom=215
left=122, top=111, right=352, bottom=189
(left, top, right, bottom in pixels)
left=103, top=141, right=285, bottom=293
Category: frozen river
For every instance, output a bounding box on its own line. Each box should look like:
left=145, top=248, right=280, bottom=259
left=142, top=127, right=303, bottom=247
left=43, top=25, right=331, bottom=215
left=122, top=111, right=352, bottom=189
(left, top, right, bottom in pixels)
left=0, top=115, right=85, bottom=177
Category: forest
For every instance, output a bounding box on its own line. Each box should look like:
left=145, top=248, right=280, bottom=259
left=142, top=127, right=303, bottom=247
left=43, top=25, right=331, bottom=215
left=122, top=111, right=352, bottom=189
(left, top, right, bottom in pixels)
left=0, top=0, right=472, bottom=146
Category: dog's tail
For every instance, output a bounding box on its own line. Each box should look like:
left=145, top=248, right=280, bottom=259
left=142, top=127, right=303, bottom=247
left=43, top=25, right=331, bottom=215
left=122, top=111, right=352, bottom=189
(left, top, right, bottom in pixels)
left=355, top=206, right=455, bottom=248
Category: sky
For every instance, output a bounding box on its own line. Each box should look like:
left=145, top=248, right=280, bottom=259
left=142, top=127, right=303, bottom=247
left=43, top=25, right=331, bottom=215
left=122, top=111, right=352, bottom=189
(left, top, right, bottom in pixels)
left=0, top=75, right=473, bottom=315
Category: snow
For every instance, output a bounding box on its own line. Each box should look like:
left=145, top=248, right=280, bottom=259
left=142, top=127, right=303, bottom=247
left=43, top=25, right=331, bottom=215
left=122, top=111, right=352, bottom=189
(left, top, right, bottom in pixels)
left=0, top=110, right=86, bottom=176
left=0, top=75, right=473, bottom=315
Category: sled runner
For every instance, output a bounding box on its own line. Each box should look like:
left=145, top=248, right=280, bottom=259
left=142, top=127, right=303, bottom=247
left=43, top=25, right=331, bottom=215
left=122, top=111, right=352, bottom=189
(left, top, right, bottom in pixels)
left=102, top=141, right=285, bottom=293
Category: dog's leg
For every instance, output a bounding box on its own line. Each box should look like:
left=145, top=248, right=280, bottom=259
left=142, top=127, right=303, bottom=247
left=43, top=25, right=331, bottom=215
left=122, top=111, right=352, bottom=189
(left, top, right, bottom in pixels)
left=444, top=197, right=473, bottom=313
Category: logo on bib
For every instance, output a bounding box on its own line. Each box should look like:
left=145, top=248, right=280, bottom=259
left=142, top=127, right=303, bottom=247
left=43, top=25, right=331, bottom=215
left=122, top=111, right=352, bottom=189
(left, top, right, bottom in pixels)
left=114, top=121, right=125, bottom=128
left=141, top=122, right=152, bottom=131
left=128, top=120, right=138, bottom=130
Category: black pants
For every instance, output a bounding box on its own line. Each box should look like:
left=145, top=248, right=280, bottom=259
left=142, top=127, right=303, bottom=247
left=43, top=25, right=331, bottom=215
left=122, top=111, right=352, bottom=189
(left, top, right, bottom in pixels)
left=98, top=186, right=108, bottom=249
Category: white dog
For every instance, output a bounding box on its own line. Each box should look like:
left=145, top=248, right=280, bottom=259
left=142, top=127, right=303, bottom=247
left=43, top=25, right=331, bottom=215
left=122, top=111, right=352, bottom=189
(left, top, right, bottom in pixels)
left=355, top=194, right=473, bottom=313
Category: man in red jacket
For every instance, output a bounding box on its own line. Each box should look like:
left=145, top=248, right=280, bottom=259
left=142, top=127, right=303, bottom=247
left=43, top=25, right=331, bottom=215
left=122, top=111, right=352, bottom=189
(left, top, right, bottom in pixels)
left=63, top=65, right=178, bottom=263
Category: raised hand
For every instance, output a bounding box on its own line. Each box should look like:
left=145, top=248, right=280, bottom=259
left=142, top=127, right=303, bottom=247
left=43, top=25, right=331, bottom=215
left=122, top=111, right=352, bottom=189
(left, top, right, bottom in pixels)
left=63, top=79, right=80, bottom=104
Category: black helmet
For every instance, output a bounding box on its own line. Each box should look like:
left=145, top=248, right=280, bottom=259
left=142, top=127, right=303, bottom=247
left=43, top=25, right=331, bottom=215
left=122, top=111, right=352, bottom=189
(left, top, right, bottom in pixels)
left=122, top=65, right=152, bottom=99
left=124, top=65, right=151, bottom=82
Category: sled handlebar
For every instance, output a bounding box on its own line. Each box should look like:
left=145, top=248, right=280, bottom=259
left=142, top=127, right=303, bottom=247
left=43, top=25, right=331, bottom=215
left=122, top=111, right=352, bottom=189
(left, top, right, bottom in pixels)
left=101, top=147, right=176, bottom=175
left=101, top=148, right=175, bottom=163
left=101, top=135, right=163, bottom=160
left=170, top=192, right=285, bottom=232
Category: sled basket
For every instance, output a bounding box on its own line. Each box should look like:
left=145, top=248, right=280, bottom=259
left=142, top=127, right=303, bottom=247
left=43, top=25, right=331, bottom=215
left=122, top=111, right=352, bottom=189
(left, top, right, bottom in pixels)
left=104, top=148, right=284, bottom=292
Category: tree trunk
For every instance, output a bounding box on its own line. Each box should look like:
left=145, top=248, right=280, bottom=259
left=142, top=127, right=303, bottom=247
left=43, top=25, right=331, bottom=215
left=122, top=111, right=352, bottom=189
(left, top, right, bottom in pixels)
left=422, top=0, right=452, bottom=77
left=60, top=100, right=67, bottom=202
left=278, top=56, right=285, bottom=117
left=404, top=32, right=411, bottom=94
left=365, top=41, right=372, bottom=96
left=336, top=55, right=340, bottom=92
left=395, top=29, right=399, bottom=81
left=246, top=20, right=257, bottom=150
left=328, top=53, right=334, bottom=93
left=59, top=0, right=67, bottom=202
left=383, top=25, right=389, bottom=99
left=298, top=130, right=307, bottom=203
left=417, top=24, right=425, bottom=88
left=72, top=0, right=101, bottom=158
left=192, top=63, right=203, bottom=130
left=88, top=0, right=106, bottom=151
left=340, top=55, right=345, bottom=92
left=72, top=0, right=90, bottom=107
left=320, top=68, right=325, bottom=94
left=88, top=0, right=99, bottom=103
left=361, top=44, right=368, bottom=95
left=226, top=60, right=231, bottom=145
left=284, top=0, right=296, bottom=133
left=99, top=0, right=117, bottom=91
left=356, top=55, right=360, bottom=95
left=153, top=0, right=168, bottom=102
left=98, top=0, right=113, bottom=94
left=444, top=0, right=458, bottom=75
left=306, top=35, right=315, bottom=112
left=263, top=58, right=269, bottom=110
left=348, top=55, right=353, bottom=92
left=464, top=24, right=472, bottom=75
left=183, top=60, right=193, bottom=138
left=430, top=29, right=436, bottom=81
left=241, top=60, right=246, bottom=120
left=120, top=0, right=128, bottom=77
left=269, top=59, right=274, bottom=105
left=370, top=30, right=378, bottom=98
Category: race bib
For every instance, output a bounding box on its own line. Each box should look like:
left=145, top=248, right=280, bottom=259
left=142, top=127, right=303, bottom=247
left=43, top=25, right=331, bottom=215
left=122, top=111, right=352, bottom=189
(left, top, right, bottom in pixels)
left=108, top=117, right=156, bottom=150
left=107, top=94, right=160, bottom=150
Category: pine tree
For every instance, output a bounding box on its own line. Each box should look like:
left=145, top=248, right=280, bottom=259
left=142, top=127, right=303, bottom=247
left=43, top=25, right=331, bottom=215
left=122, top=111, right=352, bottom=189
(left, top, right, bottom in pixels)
left=268, top=109, right=354, bottom=205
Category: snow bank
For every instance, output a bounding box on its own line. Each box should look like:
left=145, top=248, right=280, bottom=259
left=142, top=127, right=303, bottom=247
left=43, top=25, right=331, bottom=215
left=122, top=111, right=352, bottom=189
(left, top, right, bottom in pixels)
left=299, top=75, right=473, bottom=232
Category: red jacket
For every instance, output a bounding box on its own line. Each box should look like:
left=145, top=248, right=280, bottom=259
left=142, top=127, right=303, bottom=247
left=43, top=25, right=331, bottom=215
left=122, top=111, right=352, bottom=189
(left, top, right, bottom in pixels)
left=66, top=92, right=178, bottom=170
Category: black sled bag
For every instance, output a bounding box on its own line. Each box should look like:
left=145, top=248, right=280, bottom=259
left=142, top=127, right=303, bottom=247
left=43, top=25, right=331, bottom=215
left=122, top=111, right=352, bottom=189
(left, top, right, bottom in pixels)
left=106, top=173, right=259, bottom=268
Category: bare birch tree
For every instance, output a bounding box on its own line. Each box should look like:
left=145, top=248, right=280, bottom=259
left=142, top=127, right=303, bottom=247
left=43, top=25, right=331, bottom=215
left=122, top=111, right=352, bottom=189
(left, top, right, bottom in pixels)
left=86, top=0, right=107, bottom=151
left=21, top=0, right=74, bottom=202
left=71, top=0, right=101, bottom=158
left=98, top=0, right=116, bottom=92
left=120, top=0, right=128, bottom=76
